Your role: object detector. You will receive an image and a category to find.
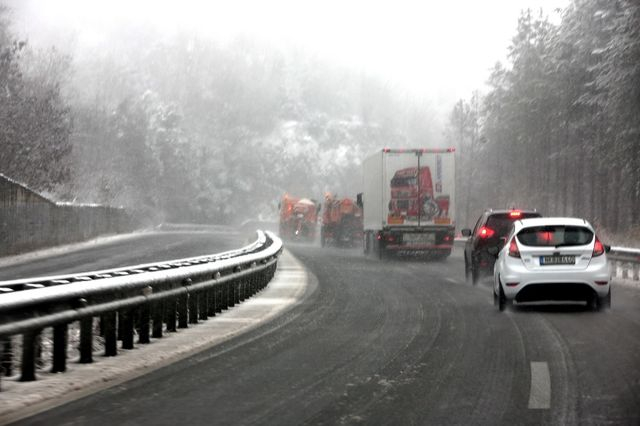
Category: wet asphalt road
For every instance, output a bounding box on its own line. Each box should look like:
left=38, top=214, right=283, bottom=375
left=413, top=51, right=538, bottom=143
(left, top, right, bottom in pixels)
left=7, top=238, right=640, bottom=425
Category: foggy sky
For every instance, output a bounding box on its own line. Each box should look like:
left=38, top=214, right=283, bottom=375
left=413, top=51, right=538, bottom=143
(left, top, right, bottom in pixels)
left=6, top=0, right=567, bottom=116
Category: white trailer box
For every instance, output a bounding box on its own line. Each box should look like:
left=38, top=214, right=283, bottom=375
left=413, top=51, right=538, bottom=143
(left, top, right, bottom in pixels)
left=362, top=148, right=456, bottom=258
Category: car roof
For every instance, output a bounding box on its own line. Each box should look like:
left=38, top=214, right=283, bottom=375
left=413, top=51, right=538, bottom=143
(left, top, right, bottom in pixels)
left=514, top=217, right=593, bottom=231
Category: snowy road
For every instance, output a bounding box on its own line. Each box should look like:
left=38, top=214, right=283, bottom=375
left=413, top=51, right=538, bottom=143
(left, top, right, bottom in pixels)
left=0, top=225, right=247, bottom=281
left=5, top=237, right=640, bottom=425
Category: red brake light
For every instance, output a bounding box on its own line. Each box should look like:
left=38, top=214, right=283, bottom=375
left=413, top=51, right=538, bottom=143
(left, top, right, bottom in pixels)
left=509, top=239, right=520, bottom=258
left=478, top=226, right=495, bottom=238
left=509, top=210, right=522, bottom=218
left=593, top=237, right=604, bottom=257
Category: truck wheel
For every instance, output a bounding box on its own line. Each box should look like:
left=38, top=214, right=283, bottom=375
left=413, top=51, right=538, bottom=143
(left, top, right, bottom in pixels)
left=378, top=240, right=386, bottom=260
left=364, top=232, right=371, bottom=255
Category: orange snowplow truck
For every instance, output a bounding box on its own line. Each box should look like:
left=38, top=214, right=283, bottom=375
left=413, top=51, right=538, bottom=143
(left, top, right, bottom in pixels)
left=278, top=194, right=320, bottom=242
left=320, top=194, right=363, bottom=247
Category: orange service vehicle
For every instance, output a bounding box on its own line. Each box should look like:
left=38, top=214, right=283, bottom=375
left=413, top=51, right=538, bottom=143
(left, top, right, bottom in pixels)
left=278, top=194, right=320, bottom=242
left=320, top=193, right=363, bottom=247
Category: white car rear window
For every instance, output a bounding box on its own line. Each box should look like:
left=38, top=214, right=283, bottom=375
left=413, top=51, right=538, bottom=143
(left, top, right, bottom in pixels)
left=517, top=226, right=593, bottom=247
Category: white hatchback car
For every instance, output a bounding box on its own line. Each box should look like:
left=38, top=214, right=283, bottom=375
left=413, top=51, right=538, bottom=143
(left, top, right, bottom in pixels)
left=493, top=217, right=611, bottom=311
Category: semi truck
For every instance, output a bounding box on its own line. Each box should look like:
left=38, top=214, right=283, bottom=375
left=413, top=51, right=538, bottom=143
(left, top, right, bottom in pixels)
left=361, top=148, right=456, bottom=259
left=320, top=193, right=363, bottom=248
left=278, top=194, right=320, bottom=242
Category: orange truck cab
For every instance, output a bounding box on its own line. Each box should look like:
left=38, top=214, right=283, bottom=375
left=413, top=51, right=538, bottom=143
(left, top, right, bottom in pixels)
left=278, top=194, right=319, bottom=242
left=321, top=194, right=363, bottom=247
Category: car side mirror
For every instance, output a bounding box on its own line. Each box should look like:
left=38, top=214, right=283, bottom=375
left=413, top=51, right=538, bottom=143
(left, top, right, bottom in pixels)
left=487, top=246, right=500, bottom=256
left=461, top=229, right=472, bottom=237
left=605, top=244, right=611, bottom=253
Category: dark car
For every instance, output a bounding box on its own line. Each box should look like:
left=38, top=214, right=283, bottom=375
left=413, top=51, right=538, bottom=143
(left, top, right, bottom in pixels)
left=462, top=209, right=542, bottom=284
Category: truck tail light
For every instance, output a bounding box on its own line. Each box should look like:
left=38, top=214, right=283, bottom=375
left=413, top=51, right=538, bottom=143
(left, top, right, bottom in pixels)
left=508, top=239, right=520, bottom=258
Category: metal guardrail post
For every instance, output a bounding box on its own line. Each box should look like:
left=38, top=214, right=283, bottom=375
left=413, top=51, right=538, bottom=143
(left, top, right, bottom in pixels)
left=227, top=281, right=234, bottom=308
left=178, top=292, right=189, bottom=329
left=139, top=303, right=151, bottom=344
left=1, top=337, right=13, bottom=377
left=79, top=317, right=93, bottom=363
left=120, top=309, right=134, bottom=350
left=234, top=278, right=241, bottom=305
left=166, top=297, right=177, bottom=332
left=52, top=323, right=68, bottom=373
left=207, top=288, right=216, bottom=317
left=199, top=290, right=209, bottom=321
left=152, top=301, right=163, bottom=338
left=189, top=291, right=199, bottom=325
left=102, top=312, right=117, bottom=356
left=20, top=328, right=41, bottom=381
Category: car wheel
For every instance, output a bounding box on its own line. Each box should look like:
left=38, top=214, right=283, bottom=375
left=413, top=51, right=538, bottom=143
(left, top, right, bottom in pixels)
left=471, top=262, right=480, bottom=285
left=588, top=292, right=602, bottom=312
left=594, top=289, right=611, bottom=311
left=602, top=289, right=612, bottom=309
left=498, top=282, right=507, bottom=312
left=464, top=255, right=471, bottom=282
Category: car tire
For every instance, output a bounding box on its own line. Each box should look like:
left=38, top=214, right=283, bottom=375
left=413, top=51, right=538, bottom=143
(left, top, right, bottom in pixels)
left=498, top=282, right=507, bottom=312
left=465, top=255, right=471, bottom=282
left=594, top=289, right=611, bottom=311
left=602, top=289, right=612, bottom=309
left=471, top=262, right=480, bottom=285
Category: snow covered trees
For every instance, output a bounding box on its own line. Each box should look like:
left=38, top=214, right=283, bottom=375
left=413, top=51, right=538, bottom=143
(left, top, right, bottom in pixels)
left=449, top=0, right=640, bottom=239
left=0, top=7, right=72, bottom=194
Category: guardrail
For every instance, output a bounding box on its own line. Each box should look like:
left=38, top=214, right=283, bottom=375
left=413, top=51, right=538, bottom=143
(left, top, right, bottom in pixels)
left=609, top=247, right=640, bottom=281
left=0, top=230, right=283, bottom=389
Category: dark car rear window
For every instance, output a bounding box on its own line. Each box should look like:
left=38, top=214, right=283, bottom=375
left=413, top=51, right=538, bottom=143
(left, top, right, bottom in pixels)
left=485, top=213, right=541, bottom=238
left=517, top=225, right=594, bottom=247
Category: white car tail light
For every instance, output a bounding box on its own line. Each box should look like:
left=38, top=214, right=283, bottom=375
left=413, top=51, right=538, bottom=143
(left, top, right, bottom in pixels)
left=509, top=239, right=520, bottom=258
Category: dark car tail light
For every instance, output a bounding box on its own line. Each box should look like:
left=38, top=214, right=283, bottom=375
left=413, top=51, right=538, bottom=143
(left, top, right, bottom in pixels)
left=592, top=237, right=605, bottom=257
left=509, top=210, right=522, bottom=218
left=508, top=239, right=520, bottom=258
left=478, top=226, right=495, bottom=238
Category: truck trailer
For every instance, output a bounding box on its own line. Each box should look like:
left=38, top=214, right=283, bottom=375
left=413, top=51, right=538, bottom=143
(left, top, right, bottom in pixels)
left=362, top=148, right=456, bottom=259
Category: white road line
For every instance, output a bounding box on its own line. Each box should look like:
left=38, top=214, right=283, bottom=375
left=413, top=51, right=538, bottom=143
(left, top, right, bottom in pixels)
left=445, top=277, right=458, bottom=284
left=528, top=361, right=551, bottom=409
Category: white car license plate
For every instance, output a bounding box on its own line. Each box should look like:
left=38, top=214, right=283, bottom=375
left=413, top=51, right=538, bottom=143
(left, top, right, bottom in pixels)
left=540, top=255, right=575, bottom=265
